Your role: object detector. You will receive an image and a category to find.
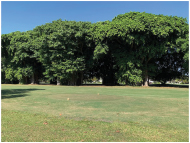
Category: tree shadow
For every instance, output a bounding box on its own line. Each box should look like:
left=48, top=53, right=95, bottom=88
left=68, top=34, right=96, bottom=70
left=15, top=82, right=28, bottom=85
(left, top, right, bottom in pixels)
left=1, top=88, right=45, bottom=99
left=149, top=84, right=189, bottom=88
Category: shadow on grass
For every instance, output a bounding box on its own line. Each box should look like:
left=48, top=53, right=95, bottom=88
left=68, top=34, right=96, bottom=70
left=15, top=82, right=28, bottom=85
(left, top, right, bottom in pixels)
left=149, top=84, right=189, bottom=88
left=1, top=89, right=45, bottom=99
left=81, top=84, right=122, bottom=86
left=82, top=83, right=189, bottom=88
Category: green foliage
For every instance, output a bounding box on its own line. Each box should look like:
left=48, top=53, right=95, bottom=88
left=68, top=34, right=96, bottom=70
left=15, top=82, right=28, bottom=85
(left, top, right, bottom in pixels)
left=175, top=76, right=189, bottom=84
left=91, top=11, right=188, bottom=85
left=1, top=12, right=188, bottom=86
left=151, top=48, right=185, bottom=84
left=176, top=33, right=189, bottom=73
left=33, top=20, right=94, bottom=85
left=153, top=81, right=161, bottom=84
left=93, top=43, right=109, bottom=59
left=116, top=61, right=142, bottom=85
left=1, top=30, right=43, bottom=84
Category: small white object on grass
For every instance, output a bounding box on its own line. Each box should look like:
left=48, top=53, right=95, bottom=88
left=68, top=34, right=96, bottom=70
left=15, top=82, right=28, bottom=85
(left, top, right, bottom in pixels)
left=97, top=93, right=99, bottom=95
left=67, top=98, right=69, bottom=101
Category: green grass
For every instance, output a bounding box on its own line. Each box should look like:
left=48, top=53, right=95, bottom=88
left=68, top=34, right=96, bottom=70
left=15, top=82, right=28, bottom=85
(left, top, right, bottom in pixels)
left=1, top=84, right=189, bottom=142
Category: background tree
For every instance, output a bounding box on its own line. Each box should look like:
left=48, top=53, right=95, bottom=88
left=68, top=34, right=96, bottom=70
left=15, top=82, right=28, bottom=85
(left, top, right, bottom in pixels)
left=1, top=31, right=44, bottom=84
left=176, top=33, right=189, bottom=74
left=90, top=21, right=120, bottom=85
left=111, top=12, right=189, bottom=86
left=1, top=33, right=19, bottom=84
left=34, top=20, right=94, bottom=85
left=2, top=12, right=188, bottom=86
left=151, top=48, right=185, bottom=84
left=89, top=12, right=189, bottom=86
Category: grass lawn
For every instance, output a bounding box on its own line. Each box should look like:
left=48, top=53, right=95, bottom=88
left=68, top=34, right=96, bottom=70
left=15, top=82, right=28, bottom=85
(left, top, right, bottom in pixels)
left=1, top=84, right=189, bottom=142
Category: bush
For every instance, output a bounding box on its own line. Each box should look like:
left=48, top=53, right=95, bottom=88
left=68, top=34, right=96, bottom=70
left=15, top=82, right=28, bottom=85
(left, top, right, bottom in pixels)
left=153, top=81, right=160, bottom=84
left=181, top=79, right=189, bottom=84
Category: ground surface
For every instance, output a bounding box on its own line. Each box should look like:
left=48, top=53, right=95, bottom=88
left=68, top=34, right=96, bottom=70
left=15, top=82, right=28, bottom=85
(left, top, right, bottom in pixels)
left=1, top=84, right=189, bottom=142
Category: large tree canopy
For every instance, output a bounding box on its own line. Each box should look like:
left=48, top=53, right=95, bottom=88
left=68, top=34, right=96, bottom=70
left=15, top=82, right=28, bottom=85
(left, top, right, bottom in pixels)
left=1, top=12, right=189, bottom=86
left=1, top=31, right=43, bottom=84
left=33, top=20, right=94, bottom=85
left=90, top=12, right=189, bottom=86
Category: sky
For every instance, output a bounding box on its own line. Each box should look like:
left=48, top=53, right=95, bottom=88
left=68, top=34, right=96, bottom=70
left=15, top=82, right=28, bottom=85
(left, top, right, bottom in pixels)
left=1, top=1, right=189, bottom=34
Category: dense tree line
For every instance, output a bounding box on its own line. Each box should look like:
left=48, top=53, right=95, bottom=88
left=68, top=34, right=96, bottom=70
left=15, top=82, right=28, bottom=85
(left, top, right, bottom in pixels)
left=1, top=12, right=189, bottom=86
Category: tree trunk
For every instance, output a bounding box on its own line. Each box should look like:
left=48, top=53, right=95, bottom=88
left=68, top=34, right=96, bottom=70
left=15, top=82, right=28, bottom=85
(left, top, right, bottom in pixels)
left=81, top=71, right=83, bottom=85
left=31, top=73, right=39, bottom=84
left=125, top=78, right=128, bottom=85
left=50, top=78, right=57, bottom=84
left=143, top=70, right=149, bottom=86
left=57, top=77, right=61, bottom=85
left=35, top=74, right=39, bottom=84
left=12, top=80, right=19, bottom=84
left=20, top=76, right=30, bottom=84
left=76, top=71, right=83, bottom=85
left=4, top=79, right=10, bottom=84
left=68, top=71, right=83, bottom=86
left=68, top=72, right=76, bottom=85
left=31, top=73, right=35, bottom=84
left=102, top=74, right=117, bottom=86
